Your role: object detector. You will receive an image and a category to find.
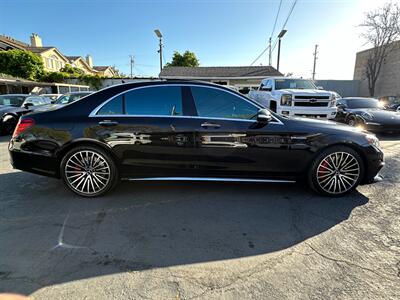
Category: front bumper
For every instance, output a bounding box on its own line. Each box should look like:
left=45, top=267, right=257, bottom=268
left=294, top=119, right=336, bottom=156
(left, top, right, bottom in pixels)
left=278, top=107, right=337, bottom=119
left=363, top=122, right=400, bottom=133
left=362, top=145, right=384, bottom=183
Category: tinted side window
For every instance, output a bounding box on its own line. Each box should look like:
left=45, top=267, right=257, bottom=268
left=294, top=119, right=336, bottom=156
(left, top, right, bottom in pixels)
left=125, top=86, right=182, bottom=116
left=191, top=86, right=258, bottom=120
left=97, top=95, right=123, bottom=115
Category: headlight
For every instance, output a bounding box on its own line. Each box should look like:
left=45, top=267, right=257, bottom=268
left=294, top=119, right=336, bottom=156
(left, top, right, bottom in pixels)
left=365, top=133, right=380, bottom=148
left=361, top=112, right=373, bottom=121
left=330, top=93, right=339, bottom=107
left=281, top=94, right=292, bottom=106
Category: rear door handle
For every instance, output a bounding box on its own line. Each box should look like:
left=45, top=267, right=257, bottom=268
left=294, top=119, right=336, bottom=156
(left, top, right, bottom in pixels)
left=98, top=120, right=119, bottom=126
left=201, top=122, right=221, bottom=129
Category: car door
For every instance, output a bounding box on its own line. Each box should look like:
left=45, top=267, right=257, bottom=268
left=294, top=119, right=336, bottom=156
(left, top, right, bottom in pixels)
left=89, top=85, right=197, bottom=178
left=186, top=85, right=293, bottom=179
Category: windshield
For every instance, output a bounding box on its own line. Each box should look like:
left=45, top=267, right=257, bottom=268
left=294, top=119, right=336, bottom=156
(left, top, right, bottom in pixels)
left=0, top=95, right=27, bottom=107
left=347, top=98, right=380, bottom=109
left=274, top=79, right=317, bottom=90
left=56, top=93, right=89, bottom=104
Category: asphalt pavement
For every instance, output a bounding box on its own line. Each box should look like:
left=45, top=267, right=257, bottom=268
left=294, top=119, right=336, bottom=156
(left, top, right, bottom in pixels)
left=0, top=134, right=399, bottom=299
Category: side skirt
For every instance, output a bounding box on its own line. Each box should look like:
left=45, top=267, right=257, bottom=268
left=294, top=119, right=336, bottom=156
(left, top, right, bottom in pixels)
left=121, top=177, right=296, bottom=183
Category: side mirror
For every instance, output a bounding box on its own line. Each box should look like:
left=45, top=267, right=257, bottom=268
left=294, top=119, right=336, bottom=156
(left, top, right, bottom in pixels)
left=256, top=109, right=272, bottom=124
left=337, top=104, right=346, bottom=111
left=24, top=103, right=34, bottom=109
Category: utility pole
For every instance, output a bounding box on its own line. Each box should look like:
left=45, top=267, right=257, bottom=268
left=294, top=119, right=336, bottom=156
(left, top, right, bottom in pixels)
left=312, top=44, right=318, bottom=80
left=268, top=37, right=272, bottom=66
left=129, top=55, right=135, bottom=78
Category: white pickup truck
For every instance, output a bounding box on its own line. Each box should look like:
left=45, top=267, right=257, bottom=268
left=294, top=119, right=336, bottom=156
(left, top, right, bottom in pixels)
left=248, top=77, right=339, bottom=119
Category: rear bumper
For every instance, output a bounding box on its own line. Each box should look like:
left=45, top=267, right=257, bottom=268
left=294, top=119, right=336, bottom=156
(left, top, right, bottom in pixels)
left=9, top=142, right=59, bottom=178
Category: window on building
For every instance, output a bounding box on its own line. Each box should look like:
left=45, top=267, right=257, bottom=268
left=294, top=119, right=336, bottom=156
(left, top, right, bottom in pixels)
left=190, top=86, right=258, bottom=120
left=124, top=86, right=182, bottom=116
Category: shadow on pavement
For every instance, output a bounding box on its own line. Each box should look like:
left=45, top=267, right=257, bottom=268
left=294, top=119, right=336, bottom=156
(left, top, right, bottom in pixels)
left=0, top=170, right=369, bottom=295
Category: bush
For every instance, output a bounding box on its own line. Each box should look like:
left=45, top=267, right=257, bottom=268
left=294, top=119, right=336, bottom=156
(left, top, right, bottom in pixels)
left=0, top=50, right=44, bottom=80
left=40, top=71, right=69, bottom=83
left=78, top=74, right=103, bottom=90
left=60, top=64, right=84, bottom=76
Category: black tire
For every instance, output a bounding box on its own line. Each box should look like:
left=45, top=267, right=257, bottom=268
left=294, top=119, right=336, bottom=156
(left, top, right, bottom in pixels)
left=347, top=115, right=359, bottom=127
left=308, top=146, right=364, bottom=197
left=60, top=145, right=119, bottom=197
left=1, top=115, right=18, bottom=135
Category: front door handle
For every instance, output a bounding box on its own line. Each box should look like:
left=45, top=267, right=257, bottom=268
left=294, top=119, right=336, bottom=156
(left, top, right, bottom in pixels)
left=98, top=120, right=119, bottom=126
left=201, top=122, right=221, bottom=129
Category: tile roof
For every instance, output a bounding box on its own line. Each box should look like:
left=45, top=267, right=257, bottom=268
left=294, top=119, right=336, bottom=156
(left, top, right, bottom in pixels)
left=66, top=56, right=81, bottom=61
left=25, top=46, right=55, bottom=53
left=93, top=66, right=110, bottom=71
left=159, top=66, right=282, bottom=78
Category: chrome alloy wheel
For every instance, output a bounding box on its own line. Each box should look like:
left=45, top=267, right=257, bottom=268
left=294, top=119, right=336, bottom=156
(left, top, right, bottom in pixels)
left=316, top=152, right=360, bottom=194
left=64, top=150, right=110, bottom=195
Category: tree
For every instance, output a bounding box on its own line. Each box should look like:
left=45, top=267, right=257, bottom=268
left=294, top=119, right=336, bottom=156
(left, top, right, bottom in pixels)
left=360, top=2, right=400, bottom=96
left=0, top=49, right=44, bottom=80
left=166, top=51, right=200, bottom=67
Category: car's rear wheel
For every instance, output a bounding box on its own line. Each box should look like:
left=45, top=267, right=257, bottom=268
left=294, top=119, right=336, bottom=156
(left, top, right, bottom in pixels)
left=1, top=115, right=18, bottom=135
left=60, top=146, right=118, bottom=197
left=308, top=146, right=364, bottom=197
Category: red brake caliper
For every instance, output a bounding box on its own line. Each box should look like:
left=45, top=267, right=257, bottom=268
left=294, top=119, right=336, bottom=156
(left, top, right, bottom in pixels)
left=318, top=160, right=329, bottom=178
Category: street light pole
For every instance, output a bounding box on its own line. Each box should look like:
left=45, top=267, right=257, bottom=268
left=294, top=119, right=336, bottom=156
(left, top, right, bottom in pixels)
left=276, top=29, right=287, bottom=72
left=154, top=29, right=163, bottom=72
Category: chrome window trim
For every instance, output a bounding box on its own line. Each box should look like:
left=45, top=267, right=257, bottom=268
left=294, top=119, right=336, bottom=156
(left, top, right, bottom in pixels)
left=89, top=83, right=284, bottom=125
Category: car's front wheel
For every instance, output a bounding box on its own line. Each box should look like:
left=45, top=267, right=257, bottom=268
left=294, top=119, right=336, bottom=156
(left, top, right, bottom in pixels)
left=60, top=145, right=118, bottom=197
left=308, top=146, right=364, bottom=197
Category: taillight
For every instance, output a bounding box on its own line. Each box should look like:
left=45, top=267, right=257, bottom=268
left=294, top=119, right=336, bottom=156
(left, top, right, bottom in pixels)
left=12, top=117, right=35, bottom=138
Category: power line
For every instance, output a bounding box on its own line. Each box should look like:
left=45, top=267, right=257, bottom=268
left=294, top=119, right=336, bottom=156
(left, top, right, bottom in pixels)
left=271, top=0, right=298, bottom=52
left=270, top=0, right=283, bottom=39
left=250, top=46, right=269, bottom=66
left=251, top=0, right=298, bottom=66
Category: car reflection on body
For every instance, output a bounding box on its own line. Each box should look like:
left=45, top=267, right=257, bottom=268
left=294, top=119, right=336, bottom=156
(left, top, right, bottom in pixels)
left=335, top=97, right=400, bottom=132
left=9, top=81, right=384, bottom=197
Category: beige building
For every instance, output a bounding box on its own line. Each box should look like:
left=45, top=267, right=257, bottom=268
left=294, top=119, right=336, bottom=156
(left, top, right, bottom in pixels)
left=354, top=40, right=400, bottom=98
left=0, top=33, right=115, bottom=77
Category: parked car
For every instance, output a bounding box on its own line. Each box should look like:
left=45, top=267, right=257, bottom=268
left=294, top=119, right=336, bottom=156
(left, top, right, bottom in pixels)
left=41, top=93, right=62, bottom=103
left=0, top=94, right=51, bottom=135
left=55, top=91, right=92, bottom=105
left=380, top=96, right=400, bottom=112
left=335, top=97, right=400, bottom=132
left=248, top=77, right=339, bottom=119
left=9, top=81, right=383, bottom=197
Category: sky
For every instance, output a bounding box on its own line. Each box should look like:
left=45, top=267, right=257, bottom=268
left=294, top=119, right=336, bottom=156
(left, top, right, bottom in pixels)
left=0, top=0, right=386, bottom=79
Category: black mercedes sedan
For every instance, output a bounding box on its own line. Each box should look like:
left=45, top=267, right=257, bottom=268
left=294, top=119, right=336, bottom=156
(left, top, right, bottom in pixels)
left=9, top=81, right=384, bottom=197
left=335, top=97, right=400, bottom=132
